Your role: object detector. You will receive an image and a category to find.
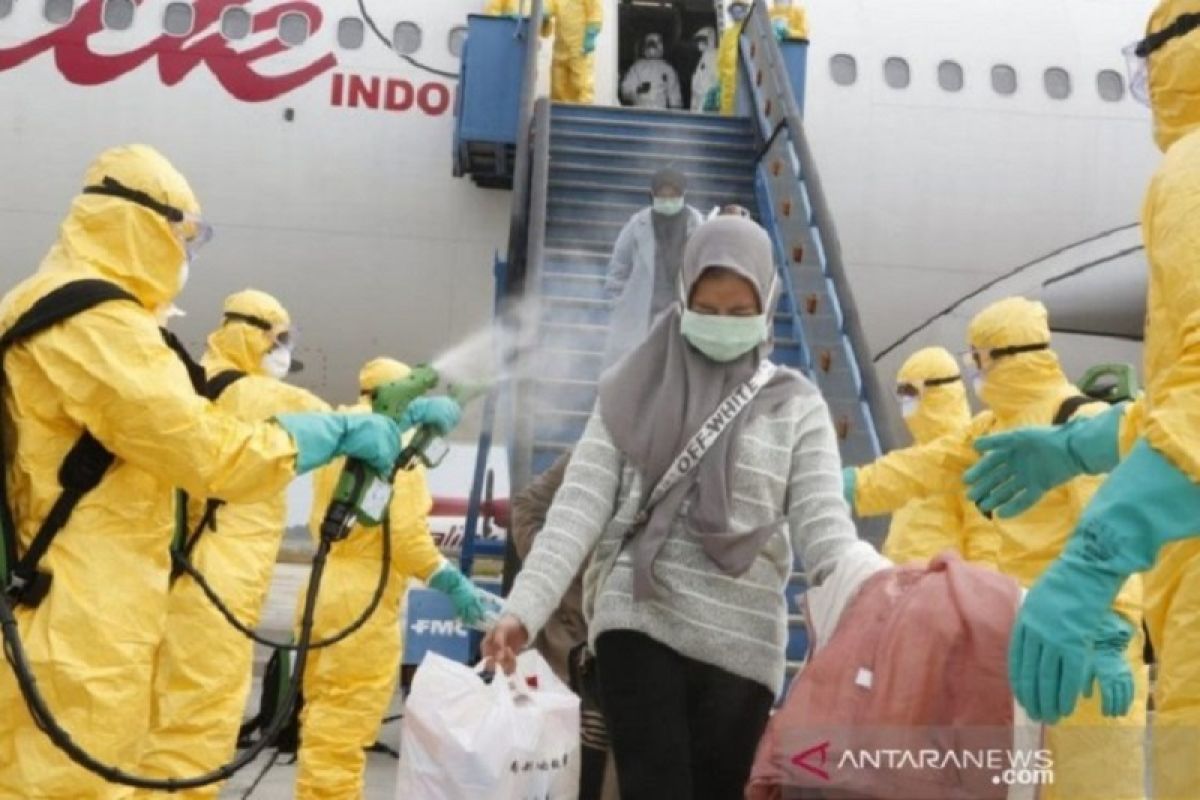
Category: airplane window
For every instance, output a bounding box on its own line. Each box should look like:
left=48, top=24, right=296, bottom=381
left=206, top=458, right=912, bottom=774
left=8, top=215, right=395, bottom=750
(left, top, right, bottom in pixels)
left=1044, top=67, right=1071, bottom=100
left=163, top=1, right=193, bottom=37
left=393, top=21, right=421, bottom=55
left=830, top=54, right=857, bottom=86
left=338, top=17, right=365, bottom=50
left=1097, top=70, right=1125, bottom=102
left=991, top=65, right=1017, bottom=96
left=278, top=11, right=309, bottom=46
left=448, top=25, right=467, bottom=59
left=102, top=0, right=134, bottom=30
left=43, top=0, right=73, bottom=25
left=221, top=7, right=250, bottom=40
left=938, top=60, right=964, bottom=92
left=884, top=57, right=910, bottom=89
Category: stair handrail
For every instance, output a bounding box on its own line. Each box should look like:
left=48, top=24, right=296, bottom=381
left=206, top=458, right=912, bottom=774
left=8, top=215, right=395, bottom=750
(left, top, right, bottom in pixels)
left=507, top=97, right=553, bottom=498
left=737, top=0, right=895, bottom=454
left=502, top=0, right=546, bottom=296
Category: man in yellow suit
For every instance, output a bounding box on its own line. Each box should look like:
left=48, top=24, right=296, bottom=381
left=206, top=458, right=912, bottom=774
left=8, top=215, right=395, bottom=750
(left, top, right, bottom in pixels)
left=962, top=4, right=1200, bottom=796
left=132, top=290, right=327, bottom=798
left=880, top=347, right=972, bottom=564
left=844, top=297, right=1147, bottom=800
left=294, top=358, right=490, bottom=799
left=542, top=0, right=603, bottom=103
left=716, top=0, right=750, bottom=114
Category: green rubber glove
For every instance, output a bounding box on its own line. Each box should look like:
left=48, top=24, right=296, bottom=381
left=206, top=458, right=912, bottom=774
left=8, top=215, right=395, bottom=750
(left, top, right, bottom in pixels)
left=772, top=18, right=790, bottom=40
left=1082, top=611, right=1136, bottom=718
left=582, top=23, right=600, bottom=54
left=1009, top=439, right=1200, bottom=722
left=428, top=562, right=489, bottom=627
left=842, top=467, right=857, bottom=509
left=276, top=412, right=401, bottom=476
left=400, top=396, right=463, bottom=436
left=703, top=86, right=721, bottom=112
left=967, top=403, right=1126, bottom=518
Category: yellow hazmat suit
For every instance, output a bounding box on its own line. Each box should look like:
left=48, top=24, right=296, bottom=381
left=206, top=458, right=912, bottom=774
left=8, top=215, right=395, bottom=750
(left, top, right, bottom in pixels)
left=717, top=16, right=746, bottom=115
left=0, top=146, right=299, bottom=799
left=293, top=358, right=447, bottom=800
left=132, top=291, right=327, bottom=798
left=542, top=0, right=603, bottom=104
left=849, top=298, right=1147, bottom=800
left=1123, top=5, right=1200, bottom=796
left=769, top=1, right=809, bottom=38
left=484, top=0, right=530, bottom=15
left=880, top=348, right=971, bottom=564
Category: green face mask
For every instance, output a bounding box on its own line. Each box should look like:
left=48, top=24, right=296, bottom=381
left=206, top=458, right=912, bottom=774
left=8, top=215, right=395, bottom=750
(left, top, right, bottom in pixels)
left=680, top=309, right=768, bottom=362
left=653, top=196, right=685, bottom=216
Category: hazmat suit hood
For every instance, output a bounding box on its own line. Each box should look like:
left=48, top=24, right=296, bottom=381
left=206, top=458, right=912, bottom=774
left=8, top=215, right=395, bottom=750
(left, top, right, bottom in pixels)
left=1146, top=0, right=1200, bottom=152
left=896, top=347, right=970, bottom=445
left=203, top=289, right=292, bottom=377
left=967, top=298, right=1070, bottom=422
left=46, top=145, right=200, bottom=312
left=359, top=357, right=413, bottom=397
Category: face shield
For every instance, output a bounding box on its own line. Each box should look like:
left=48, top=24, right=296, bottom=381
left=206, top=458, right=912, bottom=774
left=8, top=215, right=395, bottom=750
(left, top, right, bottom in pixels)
left=223, top=312, right=304, bottom=372
left=644, top=33, right=664, bottom=59
left=959, top=342, right=1049, bottom=374
left=1124, top=13, right=1200, bottom=109
left=729, top=2, right=751, bottom=23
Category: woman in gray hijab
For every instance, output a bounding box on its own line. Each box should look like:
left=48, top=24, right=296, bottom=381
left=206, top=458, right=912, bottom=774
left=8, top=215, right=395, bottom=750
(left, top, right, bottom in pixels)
left=602, top=167, right=704, bottom=368
left=486, top=217, right=871, bottom=799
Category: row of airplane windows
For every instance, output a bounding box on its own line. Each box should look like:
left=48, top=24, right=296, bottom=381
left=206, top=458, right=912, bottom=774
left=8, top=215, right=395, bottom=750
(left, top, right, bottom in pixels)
left=828, top=53, right=1132, bottom=103
left=0, top=0, right=470, bottom=57
left=0, top=0, right=1137, bottom=106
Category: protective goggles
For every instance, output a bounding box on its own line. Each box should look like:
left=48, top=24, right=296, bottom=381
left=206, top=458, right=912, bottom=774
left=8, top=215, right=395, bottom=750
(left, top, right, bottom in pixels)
left=894, top=374, right=961, bottom=401
left=223, top=311, right=298, bottom=353
left=1124, top=13, right=1200, bottom=107
left=960, top=342, right=1049, bottom=372
left=83, top=176, right=213, bottom=260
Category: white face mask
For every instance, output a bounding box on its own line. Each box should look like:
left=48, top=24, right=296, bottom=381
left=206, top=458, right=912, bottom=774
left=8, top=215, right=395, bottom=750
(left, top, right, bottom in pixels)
left=972, top=374, right=985, bottom=399
left=653, top=196, right=685, bottom=216
left=178, top=259, right=190, bottom=293
left=155, top=304, right=186, bottom=326
left=262, top=347, right=292, bottom=380
left=899, top=397, right=920, bottom=419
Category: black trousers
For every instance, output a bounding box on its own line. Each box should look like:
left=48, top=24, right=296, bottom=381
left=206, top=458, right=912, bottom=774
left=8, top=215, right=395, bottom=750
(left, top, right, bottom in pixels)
left=594, top=630, right=774, bottom=800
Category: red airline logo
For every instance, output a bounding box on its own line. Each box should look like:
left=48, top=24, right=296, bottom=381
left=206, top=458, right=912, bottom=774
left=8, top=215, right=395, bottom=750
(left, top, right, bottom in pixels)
left=0, top=0, right=336, bottom=102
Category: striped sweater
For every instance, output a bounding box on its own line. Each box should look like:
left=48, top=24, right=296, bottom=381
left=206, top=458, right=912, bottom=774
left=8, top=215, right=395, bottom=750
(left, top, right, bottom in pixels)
left=504, top=371, right=861, bottom=693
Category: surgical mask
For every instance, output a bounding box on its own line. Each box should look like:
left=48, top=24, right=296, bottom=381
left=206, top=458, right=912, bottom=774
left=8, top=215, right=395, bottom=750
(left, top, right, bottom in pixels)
left=262, top=346, right=292, bottom=380
left=653, top=196, right=685, bottom=216
left=729, top=4, right=749, bottom=22
left=155, top=304, right=186, bottom=326
left=645, top=45, right=663, bottom=59
left=680, top=309, right=767, bottom=362
left=899, top=396, right=919, bottom=419
left=178, top=259, right=190, bottom=292
left=971, top=373, right=985, bottom=399
left=695, top=38, right=709, bottom=53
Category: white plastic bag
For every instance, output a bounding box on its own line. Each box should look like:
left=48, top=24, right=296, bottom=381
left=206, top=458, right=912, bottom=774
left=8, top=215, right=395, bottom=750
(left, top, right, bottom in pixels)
left=396, top=650, right=581, bottom=800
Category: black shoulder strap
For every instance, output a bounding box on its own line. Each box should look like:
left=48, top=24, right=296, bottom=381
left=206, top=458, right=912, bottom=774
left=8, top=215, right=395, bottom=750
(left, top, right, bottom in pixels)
left=1052, top=395, right=1095, bottom=426
left=167, top=369, right=246, bottom=581
left=1, top=280, right=137, bottom=606
left=160, top=328, right=209, bottom=396
left=205, top=369, right=247, bottom=402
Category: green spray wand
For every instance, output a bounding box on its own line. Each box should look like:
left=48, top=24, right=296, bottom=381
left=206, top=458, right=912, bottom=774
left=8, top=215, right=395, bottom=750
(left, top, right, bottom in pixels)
left=319, top=368, right=489, bottom=542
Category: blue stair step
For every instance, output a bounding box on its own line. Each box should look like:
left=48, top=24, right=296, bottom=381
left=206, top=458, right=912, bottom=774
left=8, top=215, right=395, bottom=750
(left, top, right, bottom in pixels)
left=541, top=271, right=607, bottom=301
left=551, top=116, right=756, bottom=147
left=538, top=321, right=608, bottom=352
left=549, top=182, right=756, bottom=212
left=550, top=144, right=755, bottom=175
left=549, top=163, right=754, bottom=195
left=787, top=614, right=810, bottom=662
left=550, top=103, right=754, bottom=132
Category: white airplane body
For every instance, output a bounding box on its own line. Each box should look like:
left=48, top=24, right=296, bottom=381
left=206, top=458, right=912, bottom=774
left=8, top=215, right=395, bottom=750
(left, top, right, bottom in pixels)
left=0, top=0, right=1162, bottom=479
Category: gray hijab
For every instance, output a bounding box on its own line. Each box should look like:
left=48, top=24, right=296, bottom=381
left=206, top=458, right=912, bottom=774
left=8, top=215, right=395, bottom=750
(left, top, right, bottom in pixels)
left=597, top=216, right=803, bottom=599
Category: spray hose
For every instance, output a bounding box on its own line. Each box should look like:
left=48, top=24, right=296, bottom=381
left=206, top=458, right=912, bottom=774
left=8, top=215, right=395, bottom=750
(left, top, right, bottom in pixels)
left=169, top=525, right=390, bottom=652
left=0, top=536, right=336, bottom=791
